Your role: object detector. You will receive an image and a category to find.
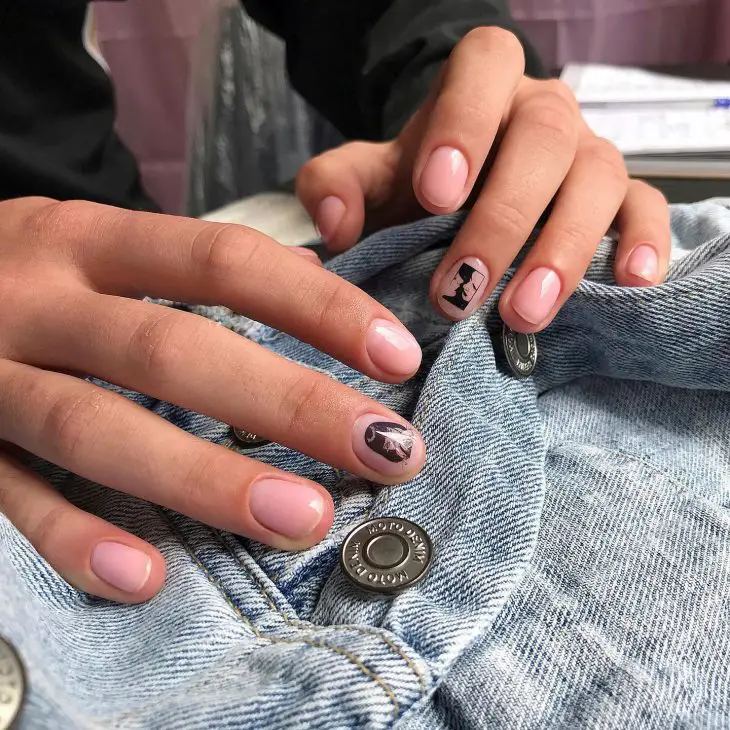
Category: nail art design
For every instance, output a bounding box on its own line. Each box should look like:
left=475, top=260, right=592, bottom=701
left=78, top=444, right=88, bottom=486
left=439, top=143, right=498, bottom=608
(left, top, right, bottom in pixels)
left=442, top=262, right=486, bottom=311
left=364, top=422, right=414, bottom=463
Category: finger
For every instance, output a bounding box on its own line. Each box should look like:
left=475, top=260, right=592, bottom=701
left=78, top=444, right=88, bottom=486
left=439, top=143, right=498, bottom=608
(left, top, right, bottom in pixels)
left=23, top=294, right=426, bottom=484
left=290, top=246, right=323, bottom=266
left=22, top=200, right=421, bottom=381
left=0, top=452, right=165, bottom=603
left=296, top=142, right=400, bottom=252
left=412, top=27, right=525, bottom=213
left=0, top=361, right=339, bottom=549
left=500, top=136, right=629, bottom=332
left=613, top=180, right=671, bottom=287
left=429, top=87, right=580, bottom=321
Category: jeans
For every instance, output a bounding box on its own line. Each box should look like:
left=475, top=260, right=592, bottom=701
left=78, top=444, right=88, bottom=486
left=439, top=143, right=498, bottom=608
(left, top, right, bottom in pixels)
left=2, top=199, right=730, bottom=729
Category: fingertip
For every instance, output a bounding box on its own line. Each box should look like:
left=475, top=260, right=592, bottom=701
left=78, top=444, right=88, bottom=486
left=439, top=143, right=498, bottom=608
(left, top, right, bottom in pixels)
left=314, top=196, right=364, bottom=253
left=617, top=242, right=662, bottom=287
left=415, top=146, right=469, bottom=213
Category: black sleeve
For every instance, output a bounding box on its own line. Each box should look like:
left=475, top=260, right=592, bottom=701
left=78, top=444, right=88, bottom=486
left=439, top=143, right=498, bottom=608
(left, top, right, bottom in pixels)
left=243, top=0, right=546, bottom=141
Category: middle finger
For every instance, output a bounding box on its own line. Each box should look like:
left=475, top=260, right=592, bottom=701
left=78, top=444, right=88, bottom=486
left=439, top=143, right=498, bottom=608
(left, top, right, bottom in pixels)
left=429, top=86, right=579, bottom=321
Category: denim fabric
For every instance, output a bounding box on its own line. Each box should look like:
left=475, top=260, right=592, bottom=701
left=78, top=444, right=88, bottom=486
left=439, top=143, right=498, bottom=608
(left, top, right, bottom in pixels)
left=2, top=199, right=730, bottom=729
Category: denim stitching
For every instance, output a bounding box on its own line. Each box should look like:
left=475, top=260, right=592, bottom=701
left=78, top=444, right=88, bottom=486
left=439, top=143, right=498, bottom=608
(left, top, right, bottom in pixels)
left=159, top=509, right=400, bottom=720
left=211, top=529, right=428, bottom=697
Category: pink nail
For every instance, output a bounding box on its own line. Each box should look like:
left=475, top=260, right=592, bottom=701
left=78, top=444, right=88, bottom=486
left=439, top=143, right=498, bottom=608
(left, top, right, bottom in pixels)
left=511, top=267, right=562, bottom=325
left=626, top=243, right=658, bottom=284
left=90, top=542, right=152, bottom=593
left=420, top=147, right=468, bottom=209
left=438, top=257, right=489, bottom=320
left=315, top=196, right=346, bottom=244
left=366, top=319, right=422, bottom=376
left=352, top=414, right=426, bottom=478
left=249, top=479, right=324, bottom=539
left=290, top=246, right=322, bottom=265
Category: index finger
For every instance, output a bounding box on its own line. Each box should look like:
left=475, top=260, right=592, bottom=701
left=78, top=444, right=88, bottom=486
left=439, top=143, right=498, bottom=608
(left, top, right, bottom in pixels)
left=25, top=200, right=422, bottom=382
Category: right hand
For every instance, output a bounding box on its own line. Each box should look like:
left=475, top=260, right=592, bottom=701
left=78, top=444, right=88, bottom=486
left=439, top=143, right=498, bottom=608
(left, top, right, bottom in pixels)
left=0, top=197, right=425, bottom=603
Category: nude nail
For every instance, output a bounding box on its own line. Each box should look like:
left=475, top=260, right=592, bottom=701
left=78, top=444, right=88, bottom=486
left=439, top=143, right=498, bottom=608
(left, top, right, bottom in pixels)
left=249, top=478, right=324, bottom=539
left=90, top=542, right=152, bottom=594
left=420, top=147, right=468, bottom=209
left=366, top=319, right=422, bottom=376
left=511, top=267, right=562, bottom=325
left=626, top=243, right=658, bottom=284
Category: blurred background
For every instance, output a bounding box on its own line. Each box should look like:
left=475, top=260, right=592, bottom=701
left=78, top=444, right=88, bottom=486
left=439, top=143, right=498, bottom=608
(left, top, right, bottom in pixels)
left=91, top=0, right=730, bottom=215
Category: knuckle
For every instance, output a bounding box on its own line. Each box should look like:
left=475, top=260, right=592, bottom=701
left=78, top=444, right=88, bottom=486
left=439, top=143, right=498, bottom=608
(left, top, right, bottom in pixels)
left=191, top=223, right=263, bottom=282
left=541, top=78, right=578, bottom=105
left=43, top=389, right=111, bottom=467
left=522, top=95, right=577, bottom=148
left=126, top=310, right=187, bottom=380
left=176, top=447, right=232, bottom=515
left=556, top=219, right=599, bottom=254
left=481, top=198, right=535, bottom=241
left=28, top=503, right=74, bottom=557
left=278, top=375, right=331, bottom=438
left=459, top=26, right=524, bottom=62
left=629, top=178, right=668, bottom=206
left=310, top=278, right=354, bottom=331
left=25, top=200, right=98, bottom=246
left=583, top=138, right=628, bottom=187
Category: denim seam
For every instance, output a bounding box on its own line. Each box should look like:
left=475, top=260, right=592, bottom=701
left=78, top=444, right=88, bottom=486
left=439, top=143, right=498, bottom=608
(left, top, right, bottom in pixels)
left=158, top=509, right=401, bottom=720
left=212, top=529, right=428, bottom=698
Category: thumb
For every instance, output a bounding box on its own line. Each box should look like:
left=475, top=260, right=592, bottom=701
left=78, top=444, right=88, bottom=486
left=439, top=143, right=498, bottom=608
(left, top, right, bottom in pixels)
left=296, top=141, right=403, bottom=253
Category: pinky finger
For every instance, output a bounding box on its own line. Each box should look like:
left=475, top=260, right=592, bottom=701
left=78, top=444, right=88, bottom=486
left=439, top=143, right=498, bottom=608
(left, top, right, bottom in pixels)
left=614, top=180, right=671, bottom=287
left=0, top=453, right=165, bottom=603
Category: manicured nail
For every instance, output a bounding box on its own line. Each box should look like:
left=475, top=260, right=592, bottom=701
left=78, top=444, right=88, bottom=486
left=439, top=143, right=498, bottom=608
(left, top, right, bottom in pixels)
left=290, top=246, right=322, bottom=265
left=315, top=196, right=346, bottom=244
left=352, top=414, right=425, bottom=478
left=366, top=319, right=422, bottom=376
left=438, top=257, right=489, bottom=320
left=420, top=147, right=468, bottom=209
left=90, top=542, right=152, bottom=593
left=249, top=478, right=324, bottom=539
left=511, top=267, right=562, bottom=325
left=626, top=243, right=658, bottom=284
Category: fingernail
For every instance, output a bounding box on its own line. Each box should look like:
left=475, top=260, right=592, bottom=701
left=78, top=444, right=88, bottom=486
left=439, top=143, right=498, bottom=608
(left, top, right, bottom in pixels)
left=90, top=542, right=152, bottom=593
left=420, top=147, right=468, bottom=209
left=315, top=196, right=346, bottom=244
left=366, top=319, right=422, bottom=376
left=290, top=246, right=322, bottom=265
left=511, top=267, right=562, bottom=325
left=352, top=414, right=425, bottom=478
left=626, top=243, right=658, bottom=284
left=438, top=257, right=489, bottom=320
left=249, top=478, right=324, bottom=539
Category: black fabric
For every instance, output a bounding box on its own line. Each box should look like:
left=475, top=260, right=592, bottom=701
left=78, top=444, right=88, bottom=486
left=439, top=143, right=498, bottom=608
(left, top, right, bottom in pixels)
left=0, top=1, right=544, bottom=210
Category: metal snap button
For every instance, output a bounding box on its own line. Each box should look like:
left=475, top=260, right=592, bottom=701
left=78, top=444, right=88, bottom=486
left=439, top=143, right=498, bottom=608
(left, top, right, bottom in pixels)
left=340, top=517, right=433, bottom=594
left=501, top=323, right=538, bottom=378
left=0, top=637, right=25, bottom=730
left=231, top=428, right=271, bottom=449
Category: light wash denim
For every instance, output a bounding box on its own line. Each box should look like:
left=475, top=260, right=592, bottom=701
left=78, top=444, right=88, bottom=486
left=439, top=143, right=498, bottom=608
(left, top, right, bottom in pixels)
left=2, top=199, right=730, bottom=729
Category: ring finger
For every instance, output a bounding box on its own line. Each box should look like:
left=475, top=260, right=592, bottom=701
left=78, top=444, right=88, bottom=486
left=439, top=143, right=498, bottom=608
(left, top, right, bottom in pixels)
left=500, top=135, right=628, bottom=331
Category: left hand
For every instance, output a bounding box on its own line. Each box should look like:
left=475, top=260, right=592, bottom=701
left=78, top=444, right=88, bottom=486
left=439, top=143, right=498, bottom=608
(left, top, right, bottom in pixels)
left=295, top=27, right=671, bottom=332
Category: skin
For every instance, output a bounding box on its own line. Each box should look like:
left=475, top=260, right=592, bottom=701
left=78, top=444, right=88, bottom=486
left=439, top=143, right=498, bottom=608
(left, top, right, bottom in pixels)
left=1, top=27, right=672, bottom=604
left=297, top=27, right=672, bottom=333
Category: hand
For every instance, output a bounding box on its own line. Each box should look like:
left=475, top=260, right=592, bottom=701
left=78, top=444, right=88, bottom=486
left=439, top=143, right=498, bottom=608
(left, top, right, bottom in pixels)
left=296, top=27, right=671, bottom=331
left=0, top=198, right=425, bottom=603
